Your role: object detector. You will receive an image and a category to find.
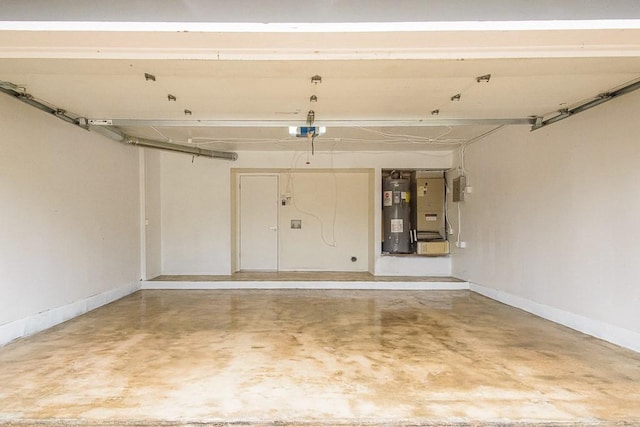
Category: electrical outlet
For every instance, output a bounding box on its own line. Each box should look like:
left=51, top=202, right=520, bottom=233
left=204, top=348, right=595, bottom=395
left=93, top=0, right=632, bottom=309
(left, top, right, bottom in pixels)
left=281, top=194, right=292, bottom=206
left=456, top=241, right=467, bottom=248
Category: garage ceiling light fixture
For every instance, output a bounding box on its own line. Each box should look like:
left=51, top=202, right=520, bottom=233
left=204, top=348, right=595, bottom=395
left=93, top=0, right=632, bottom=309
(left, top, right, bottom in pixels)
left=289, top=126, right=326, bottom=137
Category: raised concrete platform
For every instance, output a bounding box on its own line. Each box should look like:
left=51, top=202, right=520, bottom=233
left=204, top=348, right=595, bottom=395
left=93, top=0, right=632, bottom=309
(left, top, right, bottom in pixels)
left=143, top=272, right=468, bottom=290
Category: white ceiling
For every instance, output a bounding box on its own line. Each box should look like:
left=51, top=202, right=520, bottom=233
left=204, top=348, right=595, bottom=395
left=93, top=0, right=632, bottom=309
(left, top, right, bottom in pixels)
left=1, top=7, right=639, bottom=152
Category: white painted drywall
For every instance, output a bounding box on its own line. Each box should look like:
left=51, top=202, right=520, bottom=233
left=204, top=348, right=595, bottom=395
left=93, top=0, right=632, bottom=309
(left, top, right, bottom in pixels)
left=159, top=149, right=453, bottom=276
left=0, top=94, right=141, bottom=328
left=160, top=151, right=231, bottom=274
left=278, top=171, right=369, bottom=272
left=451, top=91, right=640, bottom=346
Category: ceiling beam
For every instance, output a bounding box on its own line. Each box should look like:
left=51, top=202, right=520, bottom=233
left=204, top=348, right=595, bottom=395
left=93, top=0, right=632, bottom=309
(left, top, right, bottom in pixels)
left=1, top=28, right=640, bottom=60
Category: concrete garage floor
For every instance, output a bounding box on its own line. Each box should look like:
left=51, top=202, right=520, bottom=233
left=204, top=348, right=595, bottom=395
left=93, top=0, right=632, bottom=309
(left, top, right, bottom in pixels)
left=0, top=290, right=639, bottom=426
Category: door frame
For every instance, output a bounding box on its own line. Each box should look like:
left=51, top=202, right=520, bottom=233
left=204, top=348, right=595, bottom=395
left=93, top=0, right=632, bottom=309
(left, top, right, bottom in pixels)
left=231, top=171, right=280, bottom=272
left=231, top=167, right=374, bottom=274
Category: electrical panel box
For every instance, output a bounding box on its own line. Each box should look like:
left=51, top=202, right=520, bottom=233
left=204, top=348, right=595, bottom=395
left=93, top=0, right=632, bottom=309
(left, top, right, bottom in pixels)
left=452, top=175, right=466, bottom=202
left=413, top=176, right=445, bottom=240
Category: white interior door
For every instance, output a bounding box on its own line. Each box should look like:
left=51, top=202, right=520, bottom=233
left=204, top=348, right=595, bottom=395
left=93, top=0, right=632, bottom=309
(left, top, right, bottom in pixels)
left=239, top=175, right=279, bottom=271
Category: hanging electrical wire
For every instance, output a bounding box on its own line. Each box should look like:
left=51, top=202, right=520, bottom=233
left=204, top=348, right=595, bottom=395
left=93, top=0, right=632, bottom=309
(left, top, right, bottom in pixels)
left=282, top=151, right=338, bottom=248
left=357, top=126, right=466, bottom=145
left=158, top=125, right=468, bottom=149
left=454, top=124, right=507, bottom=248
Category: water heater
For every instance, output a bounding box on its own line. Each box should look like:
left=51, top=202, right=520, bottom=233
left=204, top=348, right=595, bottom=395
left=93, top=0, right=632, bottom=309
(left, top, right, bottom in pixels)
left=382, top=178, right=411, bottom=253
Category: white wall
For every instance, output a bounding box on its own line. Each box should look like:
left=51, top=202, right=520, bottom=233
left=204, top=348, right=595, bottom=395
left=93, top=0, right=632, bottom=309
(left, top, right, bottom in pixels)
left=278, top=171, right=369, bottom=271
left=451, top=91, right=640, bottom=350
left=160, top=152, right=231, bottom=274
left=159, top=149, right=453, bottom=276
left=0, top=94, right=141, bottom=333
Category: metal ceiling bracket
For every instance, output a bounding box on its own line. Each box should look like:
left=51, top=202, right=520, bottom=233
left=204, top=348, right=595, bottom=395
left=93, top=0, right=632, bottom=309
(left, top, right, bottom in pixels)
left=532, top=79, right=640, bottom=131
left=531, top=116, right=544, bottom=130
left=89, top=124, right=127, bottom=142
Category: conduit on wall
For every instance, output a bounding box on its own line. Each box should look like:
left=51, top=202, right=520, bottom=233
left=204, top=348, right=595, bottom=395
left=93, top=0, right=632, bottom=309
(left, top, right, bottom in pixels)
left=0, top=81, right=238, bottom=161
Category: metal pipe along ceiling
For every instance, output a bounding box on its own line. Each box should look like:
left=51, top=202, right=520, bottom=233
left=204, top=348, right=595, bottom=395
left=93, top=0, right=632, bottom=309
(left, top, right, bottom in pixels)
left=88, top=125, right=238, bottom=161
left=0, top=81, right=238, bottom=161
left=126, top=137, right=238, bottom=161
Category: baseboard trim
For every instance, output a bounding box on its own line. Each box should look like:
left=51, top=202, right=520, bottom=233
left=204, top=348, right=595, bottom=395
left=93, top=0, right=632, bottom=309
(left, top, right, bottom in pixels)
left=141, top=280, right=470, bottom=291
left=0, top=282, right=140, bottom=347
left=470, top=282, right=640, bottom=353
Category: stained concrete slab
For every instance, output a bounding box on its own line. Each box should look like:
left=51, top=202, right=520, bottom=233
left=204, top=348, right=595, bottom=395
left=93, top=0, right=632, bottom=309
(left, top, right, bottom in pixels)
left=0, top=290, right=639, bottom=426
